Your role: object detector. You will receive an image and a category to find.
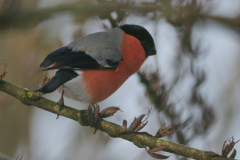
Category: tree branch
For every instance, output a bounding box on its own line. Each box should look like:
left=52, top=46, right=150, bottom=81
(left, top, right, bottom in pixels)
left=1, top=2, right=240, bottom=29
left=0, top=2, right=156, bottom=29
left=0, top=79, right=235, bottom=160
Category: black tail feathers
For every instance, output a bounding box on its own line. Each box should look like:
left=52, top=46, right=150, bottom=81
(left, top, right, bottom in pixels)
left=35, top=70, right=78, bottom=93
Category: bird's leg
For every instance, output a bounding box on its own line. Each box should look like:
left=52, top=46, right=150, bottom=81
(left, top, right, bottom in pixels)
left=88, top=105, right=125, bottom=134
left=89, top=106, right=123, bottom=126
left=57, top=90, right=65, bottom=107
left=56, top=90, right=64, bottom=119
left=92, top=104, right=99, bottom=125
left=87, top=104, right=100, bottom=134
left=87, top=103, right=100, bottom=127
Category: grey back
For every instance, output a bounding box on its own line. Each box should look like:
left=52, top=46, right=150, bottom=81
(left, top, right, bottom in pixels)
left=67, top=28, right=124, bottom=67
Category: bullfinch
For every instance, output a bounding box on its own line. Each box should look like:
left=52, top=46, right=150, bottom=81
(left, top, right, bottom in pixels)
left=35, top=24, right=156, bottom=124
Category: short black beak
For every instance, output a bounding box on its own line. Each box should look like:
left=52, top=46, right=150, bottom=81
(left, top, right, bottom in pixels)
left=148, top=47, right=156, bottom=56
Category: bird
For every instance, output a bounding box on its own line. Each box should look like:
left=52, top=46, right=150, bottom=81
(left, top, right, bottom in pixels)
left=35, top=24, right=156, bottom=125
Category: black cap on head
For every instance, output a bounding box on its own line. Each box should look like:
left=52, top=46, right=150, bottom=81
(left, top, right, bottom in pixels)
left=119, top=24, right=156, bottom=57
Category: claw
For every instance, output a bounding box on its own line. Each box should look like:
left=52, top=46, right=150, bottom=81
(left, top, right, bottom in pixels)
left=87, top=105, right=122, bottom=133
left=87, top=104, right=101, bottom=129
left=93, top=128, right=98, bottom=134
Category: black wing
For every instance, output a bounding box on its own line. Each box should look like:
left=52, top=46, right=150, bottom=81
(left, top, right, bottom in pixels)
left=40, top=47, right=119, bottom=71
left=36, top=46, right=120, bottom=93
left=35, top=70, right=78, bottom=93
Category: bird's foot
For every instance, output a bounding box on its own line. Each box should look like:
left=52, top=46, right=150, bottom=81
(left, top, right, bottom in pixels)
left=56, top=90, right=65, bottom=119
left=57, top=90, right=65, bottom=107
left=87, top=104, right=100, bottom=128
left=87, top=105, right=122, bottom=134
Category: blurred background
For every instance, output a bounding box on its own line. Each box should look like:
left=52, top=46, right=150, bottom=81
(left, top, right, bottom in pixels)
left=1, top=0, right=240, bottom=159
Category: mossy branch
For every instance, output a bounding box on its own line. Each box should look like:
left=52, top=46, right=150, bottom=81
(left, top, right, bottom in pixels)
left=0, top=79, right=236, bottom=160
